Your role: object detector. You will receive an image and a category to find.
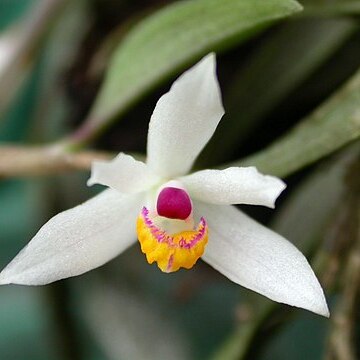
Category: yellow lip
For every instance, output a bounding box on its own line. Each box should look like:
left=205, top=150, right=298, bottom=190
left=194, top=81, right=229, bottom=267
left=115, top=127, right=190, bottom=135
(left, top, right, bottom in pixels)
left=136, top=207, right=208, bottom=272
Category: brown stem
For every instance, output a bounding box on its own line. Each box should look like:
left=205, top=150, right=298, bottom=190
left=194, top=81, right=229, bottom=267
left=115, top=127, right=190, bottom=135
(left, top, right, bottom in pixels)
left=325, top=247, right=360, bottom=360
left=0, top=145, right=114, bottom=178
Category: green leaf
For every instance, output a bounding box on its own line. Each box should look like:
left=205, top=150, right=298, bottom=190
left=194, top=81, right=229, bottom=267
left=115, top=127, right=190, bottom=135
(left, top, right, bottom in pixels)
left=84, top=0, right=302, bottom=137
left=198, top=17, right=356, bottom=166
left=301, top=0, right=360, bottom=16
left=271, top=147, right=356, bottom=251
left=226, top=66, right=360, bottom=177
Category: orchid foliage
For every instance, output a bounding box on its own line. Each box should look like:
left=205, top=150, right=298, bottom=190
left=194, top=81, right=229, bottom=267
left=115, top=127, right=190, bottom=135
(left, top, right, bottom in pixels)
left=0, top=54, right=328, bottom=317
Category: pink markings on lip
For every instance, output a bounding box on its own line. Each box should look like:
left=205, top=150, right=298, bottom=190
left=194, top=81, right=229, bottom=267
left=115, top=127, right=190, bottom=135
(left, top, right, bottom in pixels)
left=157, top=187, right=192, bottom=220
left=166, top=254, right=174, bottom=272
left=141, top=207, right=207, bottom=249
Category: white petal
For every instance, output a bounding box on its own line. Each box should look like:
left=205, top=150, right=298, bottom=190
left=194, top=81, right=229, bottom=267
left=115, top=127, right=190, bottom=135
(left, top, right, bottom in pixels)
left=88, top=153, right=160, bottom=193
left=0, top=190, right=143, bottom=285
left=146, top=53, right=224, bottom=178
left=181, top=167, right=286, bottom=208
left=196, top=202, right=329, bottom=317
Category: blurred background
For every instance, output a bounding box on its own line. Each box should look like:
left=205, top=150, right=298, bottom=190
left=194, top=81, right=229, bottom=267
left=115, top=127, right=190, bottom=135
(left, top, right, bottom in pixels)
left=0, top=0, right=359, bottom=359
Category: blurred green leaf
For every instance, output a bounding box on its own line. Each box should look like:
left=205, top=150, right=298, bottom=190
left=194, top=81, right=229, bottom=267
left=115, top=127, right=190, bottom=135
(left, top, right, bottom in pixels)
left=0, top=64, right=42, bottom=141
left=0, top=0, right=68, bottom=116
left=31, top=0, right=90, bottom=141
left=199, top=17, right=356, bottom=165
left=271, top=147, right=357, bottom=251
left=0, top=0, right=34, bottom=30
left=80, top=280, right=191, bottom=360
left=257, top=312, right=328, bottom=360
left=0, top=286, right=57, bottom=359
left=227, top=66, right=360, bottom=177
left=81, top=0, right=302, bottom=139
left=301, top=0, right=360, bottom=16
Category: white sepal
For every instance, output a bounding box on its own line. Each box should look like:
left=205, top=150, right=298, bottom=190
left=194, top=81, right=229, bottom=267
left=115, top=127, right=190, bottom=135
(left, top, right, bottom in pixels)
left=196, top=202, right=329, bottom=317
left=181, top=167, right=286, bottom=208
left=146, top=53, right=224, bottom=178
left=88, top=153, right=160, bottom=194
left=0, top=190, right=143, bottom=285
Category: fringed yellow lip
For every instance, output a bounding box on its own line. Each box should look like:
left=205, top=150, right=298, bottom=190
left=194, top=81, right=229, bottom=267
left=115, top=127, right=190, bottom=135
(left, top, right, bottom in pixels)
left=137, top=207, right=208, bottom=272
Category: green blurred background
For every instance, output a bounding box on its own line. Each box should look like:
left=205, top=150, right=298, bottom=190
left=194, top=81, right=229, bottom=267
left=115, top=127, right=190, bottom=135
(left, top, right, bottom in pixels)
left=0, top=1, right=359, bottom=359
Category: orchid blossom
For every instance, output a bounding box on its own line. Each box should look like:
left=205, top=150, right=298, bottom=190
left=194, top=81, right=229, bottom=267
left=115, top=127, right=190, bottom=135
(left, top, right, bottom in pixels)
left=0, top=54, right=329, bottom=317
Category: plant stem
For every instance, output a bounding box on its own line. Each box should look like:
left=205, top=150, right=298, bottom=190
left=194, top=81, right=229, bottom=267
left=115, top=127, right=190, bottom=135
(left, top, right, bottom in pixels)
left=0, top=145, right=113, bottom=178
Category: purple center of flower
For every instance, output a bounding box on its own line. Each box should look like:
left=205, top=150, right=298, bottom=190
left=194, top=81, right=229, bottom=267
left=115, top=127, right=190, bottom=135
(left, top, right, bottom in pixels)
left=157, top=187, right=192, bottom=220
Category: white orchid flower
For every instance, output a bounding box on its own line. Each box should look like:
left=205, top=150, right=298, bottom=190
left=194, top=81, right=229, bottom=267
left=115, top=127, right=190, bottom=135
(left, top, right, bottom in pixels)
left=0, top=54, right=329, bottom=317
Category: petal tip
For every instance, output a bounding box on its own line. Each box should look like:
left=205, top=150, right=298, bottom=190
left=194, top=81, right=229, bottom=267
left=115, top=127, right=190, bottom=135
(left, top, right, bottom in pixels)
left=195, top=52, right=224, bottom=114
left=199, top=51, right=216, bottom=64
left=268, top=179, right=287, bottom=208
left=87, top=160, right=102, bottom=187
left=86, top=177, right=95, bottom=187
left=321, top=306, right=330, bottom=318
left=0, top=271, right=11, bottom=285
left=202, top=53, right=225, bottom=117
left=296, top=271, right=330, bottom=318
left=312, top=296, right=330, bottom=318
